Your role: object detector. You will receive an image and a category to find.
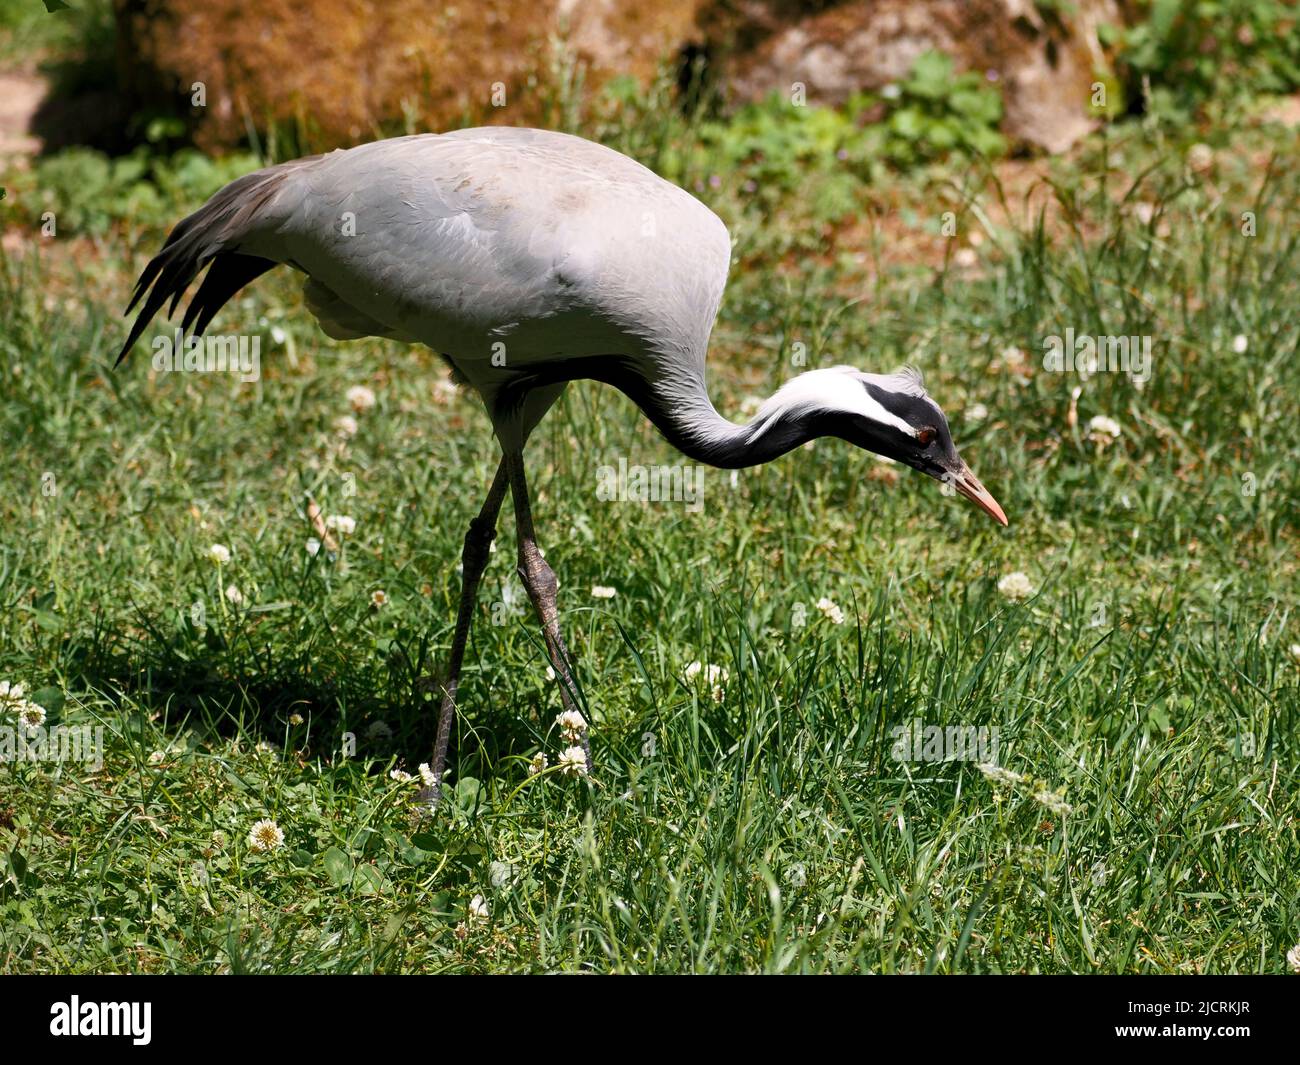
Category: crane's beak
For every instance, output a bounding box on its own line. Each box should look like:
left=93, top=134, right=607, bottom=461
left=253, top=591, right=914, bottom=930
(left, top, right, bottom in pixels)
left=946, top=459, right=1008, bottom=526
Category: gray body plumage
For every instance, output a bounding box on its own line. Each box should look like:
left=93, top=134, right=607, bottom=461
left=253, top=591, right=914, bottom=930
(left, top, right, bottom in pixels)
left=122, top=128, right=734, bottom=451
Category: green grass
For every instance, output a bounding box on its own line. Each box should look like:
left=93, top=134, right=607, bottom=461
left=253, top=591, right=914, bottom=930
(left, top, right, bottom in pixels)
left=1, top=115, right=1298, bottom=973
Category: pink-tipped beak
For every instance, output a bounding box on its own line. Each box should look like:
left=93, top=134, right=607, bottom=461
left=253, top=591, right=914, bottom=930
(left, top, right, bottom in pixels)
left=950, top=463, right=1008, bottom=526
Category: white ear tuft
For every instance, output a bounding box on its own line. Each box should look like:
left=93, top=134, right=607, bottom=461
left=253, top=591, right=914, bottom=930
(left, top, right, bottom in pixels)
left=894, top=365, right=928, bottom=397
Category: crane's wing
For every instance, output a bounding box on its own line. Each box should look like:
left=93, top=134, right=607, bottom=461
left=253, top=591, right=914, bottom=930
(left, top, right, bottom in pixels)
left=117, top=130, right=731, bottom=378
left=115, top=158, right=314, bottom=364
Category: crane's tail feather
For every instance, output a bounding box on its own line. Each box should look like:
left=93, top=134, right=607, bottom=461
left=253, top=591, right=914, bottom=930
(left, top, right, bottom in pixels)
left=115, top=158, right=314, bottom=367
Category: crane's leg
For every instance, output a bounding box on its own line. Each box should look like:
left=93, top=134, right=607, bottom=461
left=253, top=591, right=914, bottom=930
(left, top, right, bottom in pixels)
left=505, top=449, right=592, bottom=770
left=425, top=457, right=510, bottom=808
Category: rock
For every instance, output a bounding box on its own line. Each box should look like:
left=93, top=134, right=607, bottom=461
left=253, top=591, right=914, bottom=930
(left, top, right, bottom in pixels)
left=560, top=0, right=701, bottom=83
left=0, top=70, right=44, bottom=162
left=704, top=0, right=1120, bottom=154
left=113, top=0, right=697, bottom=151
left=114, top=0, right=549, bottom=148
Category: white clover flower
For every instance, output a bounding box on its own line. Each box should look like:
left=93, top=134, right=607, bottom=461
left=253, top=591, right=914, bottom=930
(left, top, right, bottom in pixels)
left=224, top=584, right=244, bottom=605
left=207, top=543, right=232, bottom=565
left=816, top=597, right=845, bottom=624
left=997, top=572, right=1034, bottom=601
left=977, top=763, right=1025, bottom=786
left=389, top=768, right=413, bottom=782
left=952, top=247, right=978, bottom=268
left=1232, top=334, right=1249, bottom=355
left=527, top=752, right=548, bottom=777
left=346, top=384, right=377, bottom=412
left=683, top=661, right=727, bottom=700
left=489, top=861, right=516, bottom=889
left=417, top=763, right=437, bottom=787
left=1000, top=346, right=1027, bottom=369
left=1133, top=201, right=1156, bottom=225
left=590, top=584, right=617, bottom=599
left=1187, top=142, right=1214, bottom=171
left=1288, top=944, right=1300, bottom=974
left=334, top=414, right=359, bottom=437
left=1290, top=644, right=1300, bottom=664
left=709, top=665, right=731, bottom=702
left=468, top=894, right=489, bottom=921
left=16, top=701, right=46, bottom=730
left=1087, top=415, right=1122, bottom=445
left=1033, top=789, right=1073, bottom=817
left=306, top=537, right=322, bottom=557
left=324, top=514, right=356, bottom=536
left=558, top=745, right=588, bottom=777
left=0, top=681, right=26, bottom=705
left=247, top=819, right=284, bottom=853
left=556, top=709, right=587, bottom=742
left=288, top=712, right=304, bottom=726
left=966, top=402, right=989, bottom=422
left=370, top=589, right=388, bottom=609
left=148, top=750, right=165, bottom=765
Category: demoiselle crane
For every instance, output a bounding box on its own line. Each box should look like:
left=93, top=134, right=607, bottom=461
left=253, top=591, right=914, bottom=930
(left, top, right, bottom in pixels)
left=115, top=127, right=1007, bottom=804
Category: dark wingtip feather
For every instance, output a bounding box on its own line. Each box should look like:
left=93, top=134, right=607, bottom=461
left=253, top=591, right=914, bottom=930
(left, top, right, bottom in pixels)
left=115, top=160, right=301, bottom=368
left=116, top=278, right=171, bottom=367
left=181, top=253, right=275, bottom=337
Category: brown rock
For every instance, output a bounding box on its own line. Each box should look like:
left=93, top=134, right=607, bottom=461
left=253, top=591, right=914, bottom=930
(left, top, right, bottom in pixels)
left=113, top=0, right=699, bottom=150
left=115, top=0, right=553, bottom=148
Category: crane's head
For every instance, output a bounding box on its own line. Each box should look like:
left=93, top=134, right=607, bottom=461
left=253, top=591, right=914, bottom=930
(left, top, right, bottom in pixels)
left=766, top=365, right=1007, bottom=525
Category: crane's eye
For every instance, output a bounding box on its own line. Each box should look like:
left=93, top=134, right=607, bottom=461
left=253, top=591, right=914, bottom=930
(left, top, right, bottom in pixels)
left=917, top=427, right=937, bottom=446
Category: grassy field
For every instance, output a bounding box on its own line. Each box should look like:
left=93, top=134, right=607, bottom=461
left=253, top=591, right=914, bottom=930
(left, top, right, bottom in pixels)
left=1, top=107, right=1298, bottom=973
